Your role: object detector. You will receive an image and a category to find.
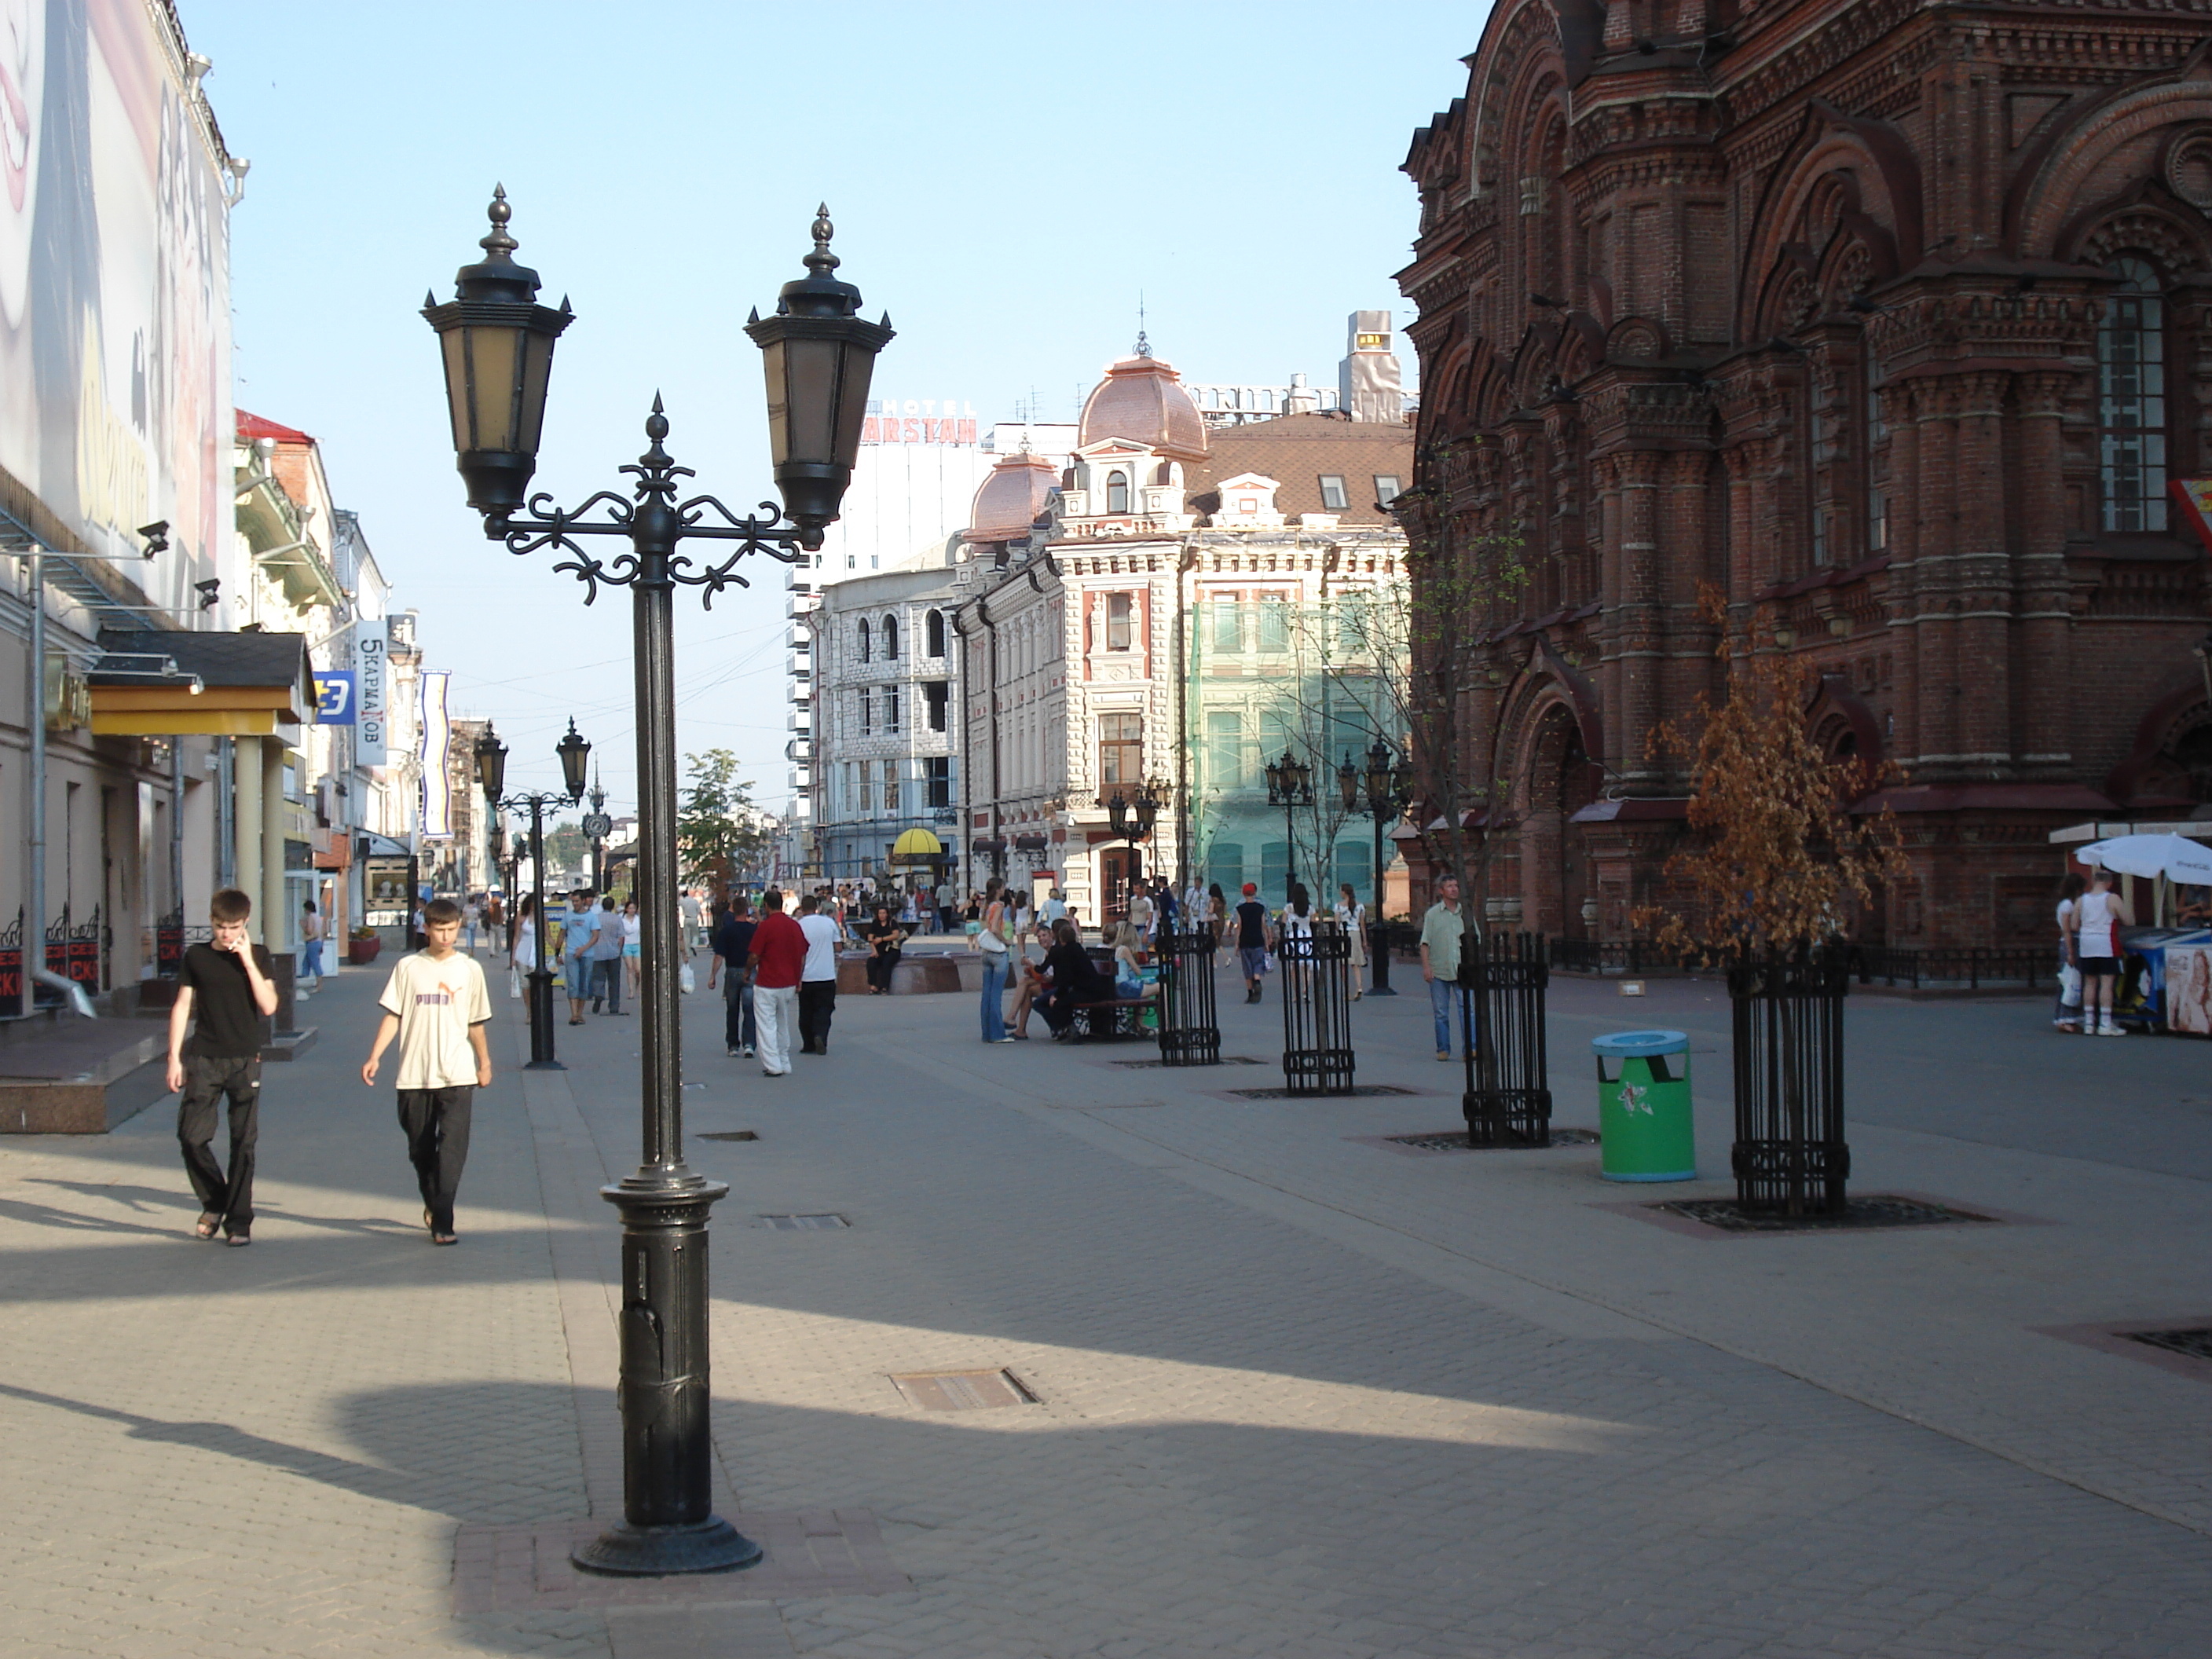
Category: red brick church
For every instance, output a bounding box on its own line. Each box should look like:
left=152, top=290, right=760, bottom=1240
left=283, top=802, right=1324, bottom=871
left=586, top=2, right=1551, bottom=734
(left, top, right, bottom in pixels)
left=1395, top=0, right=2212, bottom=948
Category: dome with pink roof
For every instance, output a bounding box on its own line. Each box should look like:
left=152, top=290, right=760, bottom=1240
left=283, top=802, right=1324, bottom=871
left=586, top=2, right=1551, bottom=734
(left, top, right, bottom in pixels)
left=1078, top=341, right=1207, bottom=462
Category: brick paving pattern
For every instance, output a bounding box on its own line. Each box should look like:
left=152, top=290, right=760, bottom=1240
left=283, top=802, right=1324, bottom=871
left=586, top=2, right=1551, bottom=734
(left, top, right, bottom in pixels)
left=0, top=962, right=2206, bottom=1655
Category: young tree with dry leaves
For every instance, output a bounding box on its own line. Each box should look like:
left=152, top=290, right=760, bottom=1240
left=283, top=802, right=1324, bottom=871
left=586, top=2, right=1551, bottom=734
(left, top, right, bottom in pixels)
left=1640, top=588, right=1908, bottom=960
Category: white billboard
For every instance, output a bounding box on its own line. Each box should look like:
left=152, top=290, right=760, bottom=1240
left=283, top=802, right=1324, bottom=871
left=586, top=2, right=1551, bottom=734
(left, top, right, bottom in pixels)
left=356, top=618, right=389, bottom=764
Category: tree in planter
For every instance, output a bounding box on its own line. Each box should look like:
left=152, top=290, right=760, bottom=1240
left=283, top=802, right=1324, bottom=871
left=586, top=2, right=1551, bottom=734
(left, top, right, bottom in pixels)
left=676, top=749, right=769, bottom=901
left=1638, top=587, right=1910, bottom=1214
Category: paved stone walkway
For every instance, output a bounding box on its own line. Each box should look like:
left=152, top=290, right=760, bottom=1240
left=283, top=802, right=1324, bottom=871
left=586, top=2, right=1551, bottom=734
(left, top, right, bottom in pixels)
left=1, top=959, right=2207, bottom=1656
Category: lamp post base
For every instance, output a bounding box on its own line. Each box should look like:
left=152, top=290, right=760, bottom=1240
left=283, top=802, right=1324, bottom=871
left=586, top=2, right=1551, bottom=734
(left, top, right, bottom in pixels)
left=571, top=1516, right=762, bottom=1577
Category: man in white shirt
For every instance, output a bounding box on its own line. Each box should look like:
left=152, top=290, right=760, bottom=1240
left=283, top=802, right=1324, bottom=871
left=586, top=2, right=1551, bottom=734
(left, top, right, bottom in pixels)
left=796, top=894, right=843, bottom=1057
left=679, top=888, right=705, bottom=957
left=361, top=897, right=493, bottom=1245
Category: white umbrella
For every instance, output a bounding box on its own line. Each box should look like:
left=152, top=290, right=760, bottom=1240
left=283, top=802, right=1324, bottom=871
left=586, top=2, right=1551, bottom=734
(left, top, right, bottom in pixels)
left=2077, top=833, right=2212, bottom=884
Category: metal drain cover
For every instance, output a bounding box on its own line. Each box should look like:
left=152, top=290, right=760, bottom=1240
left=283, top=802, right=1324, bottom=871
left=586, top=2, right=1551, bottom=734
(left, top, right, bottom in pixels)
left=760, top=1213, right=848, bottom=1229
left=1655, top=1195, right=1997, bottom=1233
left=2124, top=1328, right=2212, bottom=1361
left=699, top=1130, right=758, bottom=1142
left=1229, top=1085, right=1416, bottom=1100
left=891, top=1368, right=1037, bottom=1410
left=1386, top=1127, right=1599, bottom=1152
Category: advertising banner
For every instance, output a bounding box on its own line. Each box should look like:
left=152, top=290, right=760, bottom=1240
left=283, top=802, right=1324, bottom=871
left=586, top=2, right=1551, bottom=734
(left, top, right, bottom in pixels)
left=313, top=669, right=356, bottom=725
left=419, top=668, right=452, bottom=840
left=1, top=1, right=233, bottom=571
left=357, top=618, right=388, bottom=763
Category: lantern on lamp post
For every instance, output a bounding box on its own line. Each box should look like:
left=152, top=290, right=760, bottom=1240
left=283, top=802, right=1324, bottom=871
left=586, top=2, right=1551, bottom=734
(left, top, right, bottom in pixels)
left=1336, top=738, right=1408, bottom=994
left=424, top=190, right=891, bottom=1579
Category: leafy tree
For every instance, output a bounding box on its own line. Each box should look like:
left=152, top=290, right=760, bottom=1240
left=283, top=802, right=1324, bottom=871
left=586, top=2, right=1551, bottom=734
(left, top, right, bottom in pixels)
left=677, top=749, right=768, bottom=898
left=1639, top=588, right=1907, bottom=959
left=542, top=819, right=588, bottom=874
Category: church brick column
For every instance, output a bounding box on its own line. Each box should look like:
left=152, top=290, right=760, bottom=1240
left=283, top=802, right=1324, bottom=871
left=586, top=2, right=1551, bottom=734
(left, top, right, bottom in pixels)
left=1613, top=449, right=1664, bottom=788
left=2016, top=372, right=2075, bottom=779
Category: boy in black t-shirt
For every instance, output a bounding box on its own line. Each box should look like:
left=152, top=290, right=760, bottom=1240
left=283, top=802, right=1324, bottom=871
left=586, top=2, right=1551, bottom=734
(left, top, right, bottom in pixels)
left=165, top=888, right=280, bottom=1244
left=1233, top=883, right=1274, bottom=1005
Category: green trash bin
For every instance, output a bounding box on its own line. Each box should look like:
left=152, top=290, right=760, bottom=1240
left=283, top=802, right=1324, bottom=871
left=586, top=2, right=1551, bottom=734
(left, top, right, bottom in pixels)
left=1592, top=1029, right=1695, bottom=1182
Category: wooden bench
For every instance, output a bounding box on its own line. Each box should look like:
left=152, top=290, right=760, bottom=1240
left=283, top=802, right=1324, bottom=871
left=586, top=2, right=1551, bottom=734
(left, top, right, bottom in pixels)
left=1066, top=998, right=1154, bottom=1041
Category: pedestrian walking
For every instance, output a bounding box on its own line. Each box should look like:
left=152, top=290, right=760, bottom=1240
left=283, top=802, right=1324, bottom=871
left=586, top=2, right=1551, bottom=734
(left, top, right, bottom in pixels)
left=360, top=897, right=492, bottom=1247
left=1233, top=882, right=1273, bottom=1002
left=1126, top=877, right=1155, bottom=947
left=797, top=894, right=841, bottom=1054
left=1208, top=883, right=1228, bottom=953
left=165, top=887, right=279, bottom=1246
left=974, top=877, right=1016, bottom=1042
left=679, top=888, right=705, bottom=958
left=745, top=889, right=806, bottom=1076
left=1336, top=882, right=1369, bottom=998
left=2054, top=871, right=2086, bottom=1032
left=2069, top=868, right=2132, bottom=1037
left=1419, top=877, right=1473, bottom=1061
left=560, top=889, right=597, bottom=1025
left=621, top=898, right=643, bottom=1004
left=862, top=904, right=907, bottom=994
left=299, top=900, right=327, bottom=985
left=588, top=894, right=625, bottom=1014
left=510, top=892, right=538, bottom=987
left=460, top=895, right=482, bottom=954
left=708, top=897, right=758, bottom=1057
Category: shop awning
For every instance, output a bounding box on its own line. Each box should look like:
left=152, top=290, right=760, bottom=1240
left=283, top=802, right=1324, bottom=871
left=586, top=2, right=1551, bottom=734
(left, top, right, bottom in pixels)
left=87, top=629, right=311, bottom=737
left=892, top=828, right=944, bottom=857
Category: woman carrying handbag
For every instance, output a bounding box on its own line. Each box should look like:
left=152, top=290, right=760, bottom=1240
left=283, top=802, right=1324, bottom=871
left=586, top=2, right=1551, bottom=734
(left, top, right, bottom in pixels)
left=973, top=877, right=1016, bottom=1043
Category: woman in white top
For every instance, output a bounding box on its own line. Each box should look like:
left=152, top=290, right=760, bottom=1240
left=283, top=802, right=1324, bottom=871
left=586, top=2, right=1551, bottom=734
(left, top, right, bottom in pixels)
left=621, top=899, right=643, bottom=1000
left=2068, top=868, right=2132, bottom=1036
left=510, top=892, right=540, bottom=986
left=1335, top=882, right=1369, bottom=999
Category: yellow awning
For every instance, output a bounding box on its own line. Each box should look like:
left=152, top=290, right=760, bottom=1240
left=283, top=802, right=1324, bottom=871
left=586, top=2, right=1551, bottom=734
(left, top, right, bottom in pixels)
left=892, top=828, right=944, bottom=857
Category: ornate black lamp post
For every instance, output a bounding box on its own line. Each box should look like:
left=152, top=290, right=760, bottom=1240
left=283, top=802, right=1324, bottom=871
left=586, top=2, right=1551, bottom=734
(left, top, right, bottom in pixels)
left=587, top=773, right=609, bottom=894
left=427, top=190, right=889, bottom=1577
left=1104, top=778, right=1163, bottom=919
left=480, top=720, right=589, bottom=1071
left=1263, top=749, right=1313, bottom=895
left=1336, top=738, right=1408, bottom=995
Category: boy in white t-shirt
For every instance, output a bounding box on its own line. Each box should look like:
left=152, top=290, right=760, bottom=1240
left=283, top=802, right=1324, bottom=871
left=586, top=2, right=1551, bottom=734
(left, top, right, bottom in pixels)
left=361, top=896, right=493, bottom=1244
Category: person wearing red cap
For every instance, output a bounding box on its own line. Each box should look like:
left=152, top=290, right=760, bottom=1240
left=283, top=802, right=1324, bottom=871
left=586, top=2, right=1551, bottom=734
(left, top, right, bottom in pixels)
left=1232, top=883, right=1273, bottom=1003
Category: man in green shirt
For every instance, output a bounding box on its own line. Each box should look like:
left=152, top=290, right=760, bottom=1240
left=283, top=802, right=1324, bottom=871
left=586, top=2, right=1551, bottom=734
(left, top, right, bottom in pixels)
left=1419, top=877, right=1472, bottom=1061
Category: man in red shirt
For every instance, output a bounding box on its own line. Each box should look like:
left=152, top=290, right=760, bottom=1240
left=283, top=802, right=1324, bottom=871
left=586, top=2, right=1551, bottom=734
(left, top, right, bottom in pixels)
left=745, top=889, right=808, bottom=1077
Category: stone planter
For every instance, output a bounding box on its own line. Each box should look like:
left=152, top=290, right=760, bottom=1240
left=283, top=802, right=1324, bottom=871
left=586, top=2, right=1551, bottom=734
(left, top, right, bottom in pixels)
left=347, top=936, right=382, bottom=966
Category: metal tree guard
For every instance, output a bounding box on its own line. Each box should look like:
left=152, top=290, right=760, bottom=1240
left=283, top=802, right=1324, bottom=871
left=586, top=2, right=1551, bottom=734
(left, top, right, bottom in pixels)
left=1280, top=922, right=1354, bottom=1095
left=1155, top=925, right=1220, bottom=1066
left=1460, top=931, right=1551, bottom=1146
left=424, top=191, right=891, bottom=1578
left=1728, top=948, right=1851, bottom=1214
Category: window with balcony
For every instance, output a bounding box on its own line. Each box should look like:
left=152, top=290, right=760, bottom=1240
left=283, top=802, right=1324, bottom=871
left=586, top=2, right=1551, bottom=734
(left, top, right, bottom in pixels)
left=1099, top=712, right=1142, bottom=785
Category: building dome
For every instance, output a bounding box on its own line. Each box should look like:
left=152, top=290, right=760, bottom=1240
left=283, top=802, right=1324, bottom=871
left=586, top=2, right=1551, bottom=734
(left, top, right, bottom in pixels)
left=966, top=449, right=1060, bottom=542
left=1078, top=346, right=1208, bottom=462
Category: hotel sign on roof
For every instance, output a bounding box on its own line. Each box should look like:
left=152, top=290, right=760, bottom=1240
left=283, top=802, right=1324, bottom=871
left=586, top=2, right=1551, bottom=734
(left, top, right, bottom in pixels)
left=862, top=398, right=979, bottom=446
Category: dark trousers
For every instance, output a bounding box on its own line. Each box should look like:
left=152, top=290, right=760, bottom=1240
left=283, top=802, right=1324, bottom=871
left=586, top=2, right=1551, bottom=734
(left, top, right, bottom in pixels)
left=397, top=1087, right=474, bottom=1233
left=798, top=978, right=837, bottom=1052
left=723, top=977, right=756, bottom=1051
left=178, top=1054, right=261, bottom=1236
left=866, top=950, right=900, bottom=991
left=594, top=956, right=624, bottom=1013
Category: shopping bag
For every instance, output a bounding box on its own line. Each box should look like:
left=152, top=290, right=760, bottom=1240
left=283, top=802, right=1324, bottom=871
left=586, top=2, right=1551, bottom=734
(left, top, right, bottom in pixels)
left=678, top=961, right=696, bottom=994
left=2058, top=963, right=2082, bottom=1007
left=1262, top=950, right=1277, bottom=975
left=508, top=965, right=523, bottom=1001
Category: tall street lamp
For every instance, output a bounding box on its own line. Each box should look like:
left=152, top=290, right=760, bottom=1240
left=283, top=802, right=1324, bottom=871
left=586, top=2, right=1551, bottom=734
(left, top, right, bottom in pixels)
left=1264, top=749, right=1313, bottom=896
left=1337, top=738, right=1408, bottom=996
left=587, top=771, right=610, bottom=895
left=427, top=190, right=890, bottom=1578
left=480, top=720, right=589, bottom=1070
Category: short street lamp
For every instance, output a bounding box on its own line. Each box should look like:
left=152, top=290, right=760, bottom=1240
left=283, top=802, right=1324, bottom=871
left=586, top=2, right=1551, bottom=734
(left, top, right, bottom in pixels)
left=427, top=190, right=890, bottom=1578
left=1264, top=749, right=1313, bottom=895
left=1103, top=779, right=1165, bottom=917
left=482, top=720, right=589, bottom=1071
left=1336, top=738, right=1409, bottom=995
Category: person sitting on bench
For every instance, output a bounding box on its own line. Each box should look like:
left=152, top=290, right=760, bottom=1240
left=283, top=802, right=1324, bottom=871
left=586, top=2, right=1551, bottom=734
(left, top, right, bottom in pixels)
left=1034, top=919, right=1110, bottom=1039
left=1109, top=921, right=1155, bottom=1000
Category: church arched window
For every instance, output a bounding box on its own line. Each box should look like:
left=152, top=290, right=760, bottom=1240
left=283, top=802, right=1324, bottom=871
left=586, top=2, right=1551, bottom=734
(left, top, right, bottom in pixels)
left=2099, top=256, right=2168, bottom=533
left=882, top=614, right=899, bottom=660
left=1106, top=471, right=1130, bottom=514
left=857, top=618, right=871, bottom=662
left=926, top=609, right=946, bottom=657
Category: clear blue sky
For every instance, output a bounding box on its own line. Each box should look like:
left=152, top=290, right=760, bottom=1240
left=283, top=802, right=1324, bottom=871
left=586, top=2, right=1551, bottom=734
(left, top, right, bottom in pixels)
left=185, top=0, right=1480, bottom=819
